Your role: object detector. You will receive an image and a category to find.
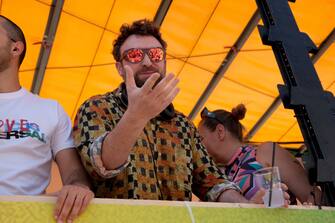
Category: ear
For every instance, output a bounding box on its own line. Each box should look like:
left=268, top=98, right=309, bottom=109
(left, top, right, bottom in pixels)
left=216, top=124, right=226, bottom=141
left=11, top=41, right=24, bottom=57
left=115, top=62, right=125, bottom=79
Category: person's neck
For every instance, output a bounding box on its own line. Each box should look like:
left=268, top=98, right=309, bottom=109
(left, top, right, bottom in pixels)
left=217, top=138, right=242, bottom=165
left=0, top=67, right=21, bottom=93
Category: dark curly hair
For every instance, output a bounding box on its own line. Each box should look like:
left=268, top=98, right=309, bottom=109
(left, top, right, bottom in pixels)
left=200, top=104, right=246, bottom=142
left=112, top=19, right=167, bottom=62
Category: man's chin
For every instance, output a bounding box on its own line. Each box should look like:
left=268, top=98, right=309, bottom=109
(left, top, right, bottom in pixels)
left=135, top=75, right=163, bottom=88
left=135, top=78, right=146, bottom=87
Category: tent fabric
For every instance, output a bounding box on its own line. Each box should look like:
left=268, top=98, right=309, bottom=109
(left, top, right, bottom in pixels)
left=2, top=0, right=335, bottom=147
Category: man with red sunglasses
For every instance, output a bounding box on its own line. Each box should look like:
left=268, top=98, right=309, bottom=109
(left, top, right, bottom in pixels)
left=73, top=19, right=263, bottom=203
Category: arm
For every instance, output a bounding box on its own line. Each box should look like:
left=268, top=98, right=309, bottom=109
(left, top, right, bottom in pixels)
left=73, top=66, right=179, bottom=176
left=217, top=147, right=290, bottom=205
left=56, top=148, right=92, bottom=187
left=217, top=189, right=249, bottom=203
left=101, top=66, right=179, bottom=170
left=100, top=109, right=148, bottom=170
left=54, top=149, right=94, bottom=223
left=50, top=102, right=94, bottom=222
left=256, top=142, right=320, bottom=204
left=218, top=185, right=290, bottom=206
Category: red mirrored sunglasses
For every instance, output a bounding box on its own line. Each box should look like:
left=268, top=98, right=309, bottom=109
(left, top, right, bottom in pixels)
left=121, top=47, right=165, bottom=64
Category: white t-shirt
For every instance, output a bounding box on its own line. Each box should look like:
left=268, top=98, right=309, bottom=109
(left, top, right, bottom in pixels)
left=0, top=88, right=74, bottom=195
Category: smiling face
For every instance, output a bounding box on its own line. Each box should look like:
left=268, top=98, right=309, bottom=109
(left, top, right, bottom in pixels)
left=116, top=34, right=166, bottom=87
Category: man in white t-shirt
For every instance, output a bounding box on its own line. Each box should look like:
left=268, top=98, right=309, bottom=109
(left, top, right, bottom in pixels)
left=0, top=15, right=94, bottom=223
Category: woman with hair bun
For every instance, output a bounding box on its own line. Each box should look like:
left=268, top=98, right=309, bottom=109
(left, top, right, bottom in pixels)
left=198, top=104, right=320, bottom=204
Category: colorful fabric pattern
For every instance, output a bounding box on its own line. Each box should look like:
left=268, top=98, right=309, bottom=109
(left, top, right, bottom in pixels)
left=73, top=84, right=239, bottom=201
left=220, top=146, right=263, bottom=200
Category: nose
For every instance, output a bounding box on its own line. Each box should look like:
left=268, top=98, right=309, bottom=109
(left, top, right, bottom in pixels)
left=141, top=53, right=152, bottom=67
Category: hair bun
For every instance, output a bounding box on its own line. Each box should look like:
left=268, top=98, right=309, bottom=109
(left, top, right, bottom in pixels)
left=231, top=104, right=246, bottom=121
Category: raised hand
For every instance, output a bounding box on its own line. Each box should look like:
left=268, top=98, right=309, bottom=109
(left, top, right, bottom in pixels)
left=125, top=65, right=180, bottom=121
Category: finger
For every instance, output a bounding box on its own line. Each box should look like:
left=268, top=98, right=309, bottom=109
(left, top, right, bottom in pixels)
left=283, top=191, right=290, bottom=207
left=78, top=192, right=94, bottom=216
left=58, top=192, right=77, bottom=223
left=281, top=183, right=288, bottom=191
left=124, top=65, right=136, bottom=90
left=155, top=75, right=179, bottom=99
left=152, top=73, right=175, bottom=94
left=284, top=191, right=290, bottom=201
left=141, top=73, right=160, bottom=94
left=67, top=195, right=84, bottom=223
left=158, top=86, right=180, bottom=110
left=54, top=189, right=68, bottom=219
left=157, top=78, right=179, bottom=100
left=284, top=200, right=289, bottom=208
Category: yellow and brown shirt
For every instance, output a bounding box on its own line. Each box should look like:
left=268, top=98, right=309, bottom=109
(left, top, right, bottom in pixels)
left=73, top=85, right=239, bottom=201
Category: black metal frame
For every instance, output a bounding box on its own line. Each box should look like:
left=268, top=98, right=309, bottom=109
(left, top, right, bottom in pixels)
left=256, top=0, right=335, bottom=206
left=245, top=28, right=335, bottom=141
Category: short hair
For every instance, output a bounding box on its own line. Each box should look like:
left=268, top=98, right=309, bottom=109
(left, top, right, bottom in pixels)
left=200, top=104, right=247, bottom=142
left=112, top=19, right=167, bottom=62
left=0, top=15, right=26, bottom=66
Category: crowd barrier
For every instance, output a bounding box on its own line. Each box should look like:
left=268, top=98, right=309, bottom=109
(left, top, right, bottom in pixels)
left=1, top=196, right=335, bottom=222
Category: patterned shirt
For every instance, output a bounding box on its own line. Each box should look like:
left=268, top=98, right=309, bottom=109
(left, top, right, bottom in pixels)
left=73, top=84, right=239, bottom=201
left=219, top=146, right=263, bottom=200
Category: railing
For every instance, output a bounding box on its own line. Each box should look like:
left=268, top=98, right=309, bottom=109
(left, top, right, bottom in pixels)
left=1, top=196, right=334, bottom=222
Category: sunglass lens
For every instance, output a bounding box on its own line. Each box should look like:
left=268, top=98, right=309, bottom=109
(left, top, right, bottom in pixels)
left=149, top=48, right=164, bottom=62
left=126, top=49, right=144, bottom=63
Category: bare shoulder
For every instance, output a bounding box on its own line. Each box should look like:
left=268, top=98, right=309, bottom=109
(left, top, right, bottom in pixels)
left=258, top=142, right=298, bottom=165
left=256, top=142, right=288, bottom=166
left=256, top=141, right=276, bottom=156
left=255, top=142, right=272, bottom=166
left=257, top=141, right=273, bottom=150
left=257, top=142, right=288, bottom=155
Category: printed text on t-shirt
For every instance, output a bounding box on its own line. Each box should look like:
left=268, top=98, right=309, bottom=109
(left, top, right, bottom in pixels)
left=0, top=119, right=46, bottom=142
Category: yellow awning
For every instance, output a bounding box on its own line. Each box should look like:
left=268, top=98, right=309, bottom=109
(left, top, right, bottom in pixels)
left=3, top=0, right=334, bottom=148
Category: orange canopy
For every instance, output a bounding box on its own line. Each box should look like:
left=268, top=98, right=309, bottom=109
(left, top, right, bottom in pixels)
left=2, top=0, right=335, bottom=148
